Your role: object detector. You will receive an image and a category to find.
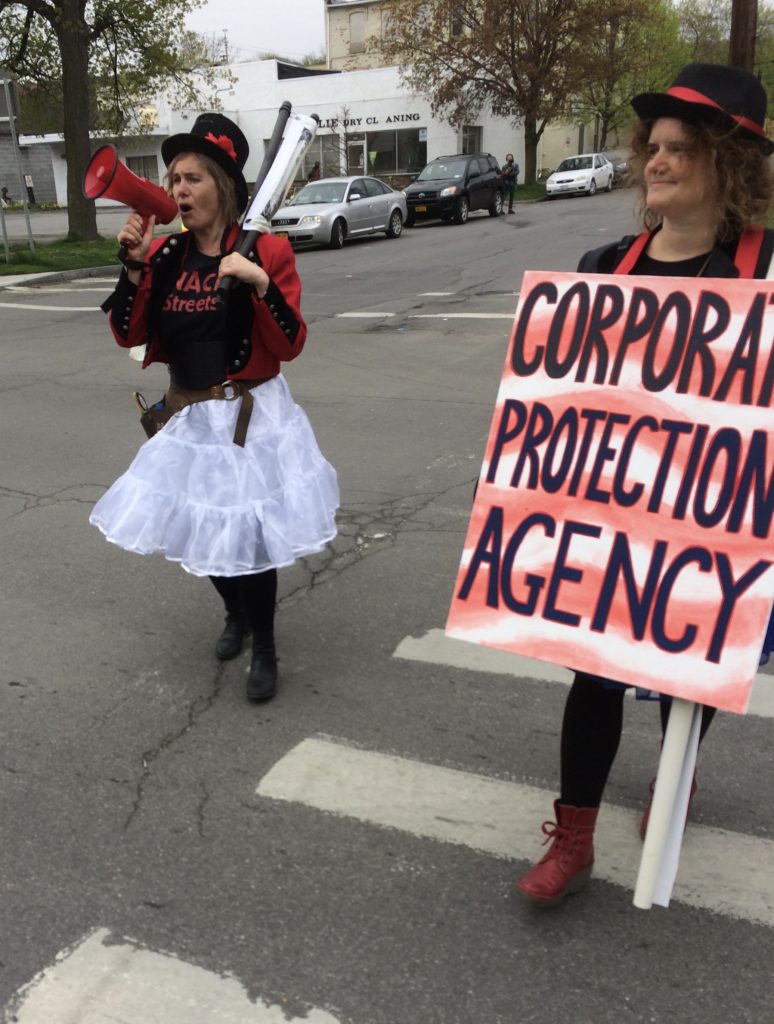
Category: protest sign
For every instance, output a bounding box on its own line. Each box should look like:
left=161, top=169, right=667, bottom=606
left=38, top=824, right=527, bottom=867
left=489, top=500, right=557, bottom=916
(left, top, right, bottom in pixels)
left=446, top=271, right=774, bottom=713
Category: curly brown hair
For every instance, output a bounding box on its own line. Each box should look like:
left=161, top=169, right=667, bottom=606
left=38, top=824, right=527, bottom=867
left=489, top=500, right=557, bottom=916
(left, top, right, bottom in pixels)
left=165, top=151, right=240, bottom=227
left=629, top=118, right=774, bottom=242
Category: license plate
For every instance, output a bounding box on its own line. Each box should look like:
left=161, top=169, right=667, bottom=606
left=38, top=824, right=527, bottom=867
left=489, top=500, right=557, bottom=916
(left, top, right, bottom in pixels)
left=275, top=230, right=289, bottom=238
left=415, top=204, right=427, bottom=212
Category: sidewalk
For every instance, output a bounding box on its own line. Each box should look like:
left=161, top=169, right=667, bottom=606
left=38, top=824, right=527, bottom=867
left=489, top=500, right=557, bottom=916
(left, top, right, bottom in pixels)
left=0, top=265, right=117, bottom=289
left=0, top=206, right=128, bottom=289
left=0, top=205, right=128, bottom=243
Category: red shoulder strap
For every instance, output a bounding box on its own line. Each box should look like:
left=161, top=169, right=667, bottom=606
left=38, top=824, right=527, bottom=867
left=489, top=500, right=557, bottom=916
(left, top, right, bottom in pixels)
left=613, top=231, right=651, bottom=275
left=614, top=225, right=765, bottom=277
left=733, top=225, right=765, bottom=278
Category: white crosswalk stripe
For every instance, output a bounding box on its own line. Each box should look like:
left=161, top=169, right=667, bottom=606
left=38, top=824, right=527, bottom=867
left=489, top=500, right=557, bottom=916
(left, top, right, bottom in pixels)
left=394, top=628, right=774, bottom=720
left=257, top=735, right=774, bottom=928
left=7, top=928, right=343, bottom=1024
left=0, top=301, right=100, bottom=311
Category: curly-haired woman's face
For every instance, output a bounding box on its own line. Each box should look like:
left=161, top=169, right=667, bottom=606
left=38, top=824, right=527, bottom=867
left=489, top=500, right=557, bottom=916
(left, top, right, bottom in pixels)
left=644, top=118, right=716, bottom=223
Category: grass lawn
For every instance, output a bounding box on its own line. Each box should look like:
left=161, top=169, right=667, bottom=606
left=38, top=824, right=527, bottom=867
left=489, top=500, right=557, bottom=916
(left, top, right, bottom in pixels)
left=0, top=236, right=121, bottom=276
left=513, top=183, right=546, bottom=202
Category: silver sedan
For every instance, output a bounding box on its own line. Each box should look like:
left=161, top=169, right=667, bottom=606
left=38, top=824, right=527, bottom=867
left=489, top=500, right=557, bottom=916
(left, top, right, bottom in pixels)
left=271, top=176, right=407, bottom=249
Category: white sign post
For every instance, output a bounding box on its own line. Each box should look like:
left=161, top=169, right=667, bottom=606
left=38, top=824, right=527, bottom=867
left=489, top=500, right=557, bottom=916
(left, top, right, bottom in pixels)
left=634, top=698, right=703, bottom=909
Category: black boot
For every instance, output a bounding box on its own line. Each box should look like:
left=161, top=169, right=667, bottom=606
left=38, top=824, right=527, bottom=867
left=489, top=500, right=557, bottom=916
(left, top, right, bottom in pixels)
left=246, top=631, right=278, bottom=701
left=215, top=611, right=250, bottom=661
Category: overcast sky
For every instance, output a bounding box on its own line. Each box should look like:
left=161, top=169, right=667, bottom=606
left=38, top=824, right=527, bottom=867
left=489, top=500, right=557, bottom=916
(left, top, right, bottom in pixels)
left=186, top=0, right=327, bottom=63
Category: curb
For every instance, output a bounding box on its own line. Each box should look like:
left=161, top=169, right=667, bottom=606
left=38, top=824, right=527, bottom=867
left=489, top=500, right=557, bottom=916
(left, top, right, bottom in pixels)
left=0, top=264, right=118, bottom=290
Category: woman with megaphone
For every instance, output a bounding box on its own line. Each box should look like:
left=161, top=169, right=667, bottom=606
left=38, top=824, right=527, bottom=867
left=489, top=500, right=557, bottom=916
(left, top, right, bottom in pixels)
left=90, top=112, right=339, bottom=702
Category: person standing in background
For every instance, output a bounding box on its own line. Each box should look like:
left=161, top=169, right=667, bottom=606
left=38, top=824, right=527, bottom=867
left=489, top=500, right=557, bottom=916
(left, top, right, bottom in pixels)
left=502, top=154, right=518, bottom=213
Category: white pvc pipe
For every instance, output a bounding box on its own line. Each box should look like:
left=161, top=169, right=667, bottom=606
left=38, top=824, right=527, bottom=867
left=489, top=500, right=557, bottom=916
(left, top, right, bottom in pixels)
left=633, top=698, right=702, bottom=910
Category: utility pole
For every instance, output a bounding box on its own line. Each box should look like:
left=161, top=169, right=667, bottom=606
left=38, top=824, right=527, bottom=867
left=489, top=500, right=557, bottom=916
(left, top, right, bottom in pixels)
left=729, top=0, right=757, bottom=71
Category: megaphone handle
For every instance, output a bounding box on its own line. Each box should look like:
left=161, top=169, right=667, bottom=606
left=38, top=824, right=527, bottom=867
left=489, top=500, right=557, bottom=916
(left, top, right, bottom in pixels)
left=117, top=240, right=151, bottom=274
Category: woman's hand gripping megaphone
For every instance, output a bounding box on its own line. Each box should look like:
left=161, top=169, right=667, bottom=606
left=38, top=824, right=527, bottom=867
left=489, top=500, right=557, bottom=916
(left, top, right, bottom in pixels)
left=117, top=212, right=156, bottom=279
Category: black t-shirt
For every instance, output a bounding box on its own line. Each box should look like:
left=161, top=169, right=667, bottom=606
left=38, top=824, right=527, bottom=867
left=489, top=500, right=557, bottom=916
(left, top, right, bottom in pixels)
left=159, top=245, right=228, bottom=388
left=633, top=251, right=713, bottom=277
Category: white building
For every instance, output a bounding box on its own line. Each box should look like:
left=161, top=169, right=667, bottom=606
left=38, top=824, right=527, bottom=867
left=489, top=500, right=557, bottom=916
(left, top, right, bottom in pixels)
left=33, top=57, right=532, bottom=208
left=22, top=0, right=603, bottom=205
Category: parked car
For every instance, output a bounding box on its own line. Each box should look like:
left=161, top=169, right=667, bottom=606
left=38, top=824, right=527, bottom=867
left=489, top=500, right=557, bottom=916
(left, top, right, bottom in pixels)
left=601, top=147, right=630, bottom=185
left=545, top=153, right=614, bottom=198
left=271, top=176, right=407, bottom=249
left=402, top=154, right=503, bottom=225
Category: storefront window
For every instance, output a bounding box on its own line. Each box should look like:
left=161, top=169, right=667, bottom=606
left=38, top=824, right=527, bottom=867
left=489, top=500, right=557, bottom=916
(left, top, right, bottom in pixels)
left=397, top=129, right=427, bottom=173
left=461, top=125, right=482, bottom=154
left=126, top=155, right=160, bottom=184
left=367, top=131, right=397, bottom=175
left=298, top=135, right=345, bottom=179
left=296, top=127, right=427, bottom=180
left=365, top=128, right=426, bottom=175
left=322, top=135, right=342, bottom=177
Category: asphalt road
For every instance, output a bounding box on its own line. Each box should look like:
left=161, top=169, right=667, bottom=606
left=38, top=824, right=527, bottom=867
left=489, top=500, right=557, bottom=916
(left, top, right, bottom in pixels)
left=1, top=191, right=772, bottom=1024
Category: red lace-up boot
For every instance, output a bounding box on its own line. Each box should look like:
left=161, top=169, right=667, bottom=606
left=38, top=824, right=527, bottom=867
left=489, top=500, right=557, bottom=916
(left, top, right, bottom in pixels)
left=516, top=801, right=599, bottom=906
left=640, top=773, right=697, bottom=839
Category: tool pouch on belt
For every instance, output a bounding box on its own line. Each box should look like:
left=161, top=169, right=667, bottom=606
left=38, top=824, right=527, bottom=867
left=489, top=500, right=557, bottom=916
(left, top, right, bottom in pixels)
left=133, top=392, right=175, bottom=439
left=132, top=379, right=266, bottom=447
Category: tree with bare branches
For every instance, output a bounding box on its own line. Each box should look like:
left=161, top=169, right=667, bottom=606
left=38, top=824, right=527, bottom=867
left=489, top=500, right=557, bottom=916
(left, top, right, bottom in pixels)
left=380, top=0, right=603, bottom=184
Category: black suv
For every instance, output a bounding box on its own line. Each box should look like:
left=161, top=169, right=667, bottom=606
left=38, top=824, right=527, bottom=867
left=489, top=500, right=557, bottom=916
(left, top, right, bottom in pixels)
left=403, top=154, right=503, bottom=226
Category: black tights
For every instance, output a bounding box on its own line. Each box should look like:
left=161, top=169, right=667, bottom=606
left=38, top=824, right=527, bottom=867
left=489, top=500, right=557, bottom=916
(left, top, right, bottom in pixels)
left=209, top=570, right=277, bottom=634
left=560, top=673, right=717, bottom=807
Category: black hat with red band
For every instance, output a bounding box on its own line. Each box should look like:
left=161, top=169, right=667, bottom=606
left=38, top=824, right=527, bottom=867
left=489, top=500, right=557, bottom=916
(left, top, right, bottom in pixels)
left=632, top=63, right=773, bottom=155
left=162, top=112, right=250, bottom=209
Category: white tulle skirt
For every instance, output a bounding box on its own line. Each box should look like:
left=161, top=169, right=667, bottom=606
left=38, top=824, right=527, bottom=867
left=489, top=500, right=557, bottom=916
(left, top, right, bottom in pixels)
left=90, top=374, right=339, bottom=577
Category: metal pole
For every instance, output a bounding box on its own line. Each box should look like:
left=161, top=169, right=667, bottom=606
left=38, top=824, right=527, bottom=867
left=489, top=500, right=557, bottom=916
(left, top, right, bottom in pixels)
left=0, top=201, right=9, bottom=262
left=1, top=72, right=35, bottom=254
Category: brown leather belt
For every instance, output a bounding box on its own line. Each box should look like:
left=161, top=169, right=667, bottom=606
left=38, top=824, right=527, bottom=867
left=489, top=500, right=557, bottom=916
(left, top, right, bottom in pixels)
left=166, top=377, right=272, bottom=447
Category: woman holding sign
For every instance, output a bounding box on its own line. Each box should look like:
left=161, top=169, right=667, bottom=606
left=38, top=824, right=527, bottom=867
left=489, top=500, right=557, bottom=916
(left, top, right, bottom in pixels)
left=517, top=63, right=774, bottom=906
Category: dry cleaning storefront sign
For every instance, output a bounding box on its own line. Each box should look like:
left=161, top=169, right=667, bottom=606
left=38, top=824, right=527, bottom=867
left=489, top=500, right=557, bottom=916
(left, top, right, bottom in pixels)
left=319, top=113, right=421, bottom=128
left=446, top=270, right=774, bottom=714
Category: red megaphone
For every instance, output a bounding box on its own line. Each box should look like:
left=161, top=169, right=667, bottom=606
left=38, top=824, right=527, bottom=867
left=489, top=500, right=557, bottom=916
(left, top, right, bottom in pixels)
left=82, top=144, right=178, bottom=224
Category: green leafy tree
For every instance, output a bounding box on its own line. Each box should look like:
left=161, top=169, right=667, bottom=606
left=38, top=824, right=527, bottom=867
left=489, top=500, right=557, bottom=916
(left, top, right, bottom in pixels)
left=675, top=1, right=774, bottom=111
left=570, top=0, right=683, bottom=149
left=0, top=0, right=226, bottom=239
left=380, top=0, right=595, bottom=184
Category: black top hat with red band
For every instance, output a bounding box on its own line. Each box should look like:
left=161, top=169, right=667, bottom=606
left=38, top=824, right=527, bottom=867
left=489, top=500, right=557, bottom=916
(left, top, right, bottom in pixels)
left=632, top=63, right=773, bottom=155
left=162, top=112, right=250, bottom=209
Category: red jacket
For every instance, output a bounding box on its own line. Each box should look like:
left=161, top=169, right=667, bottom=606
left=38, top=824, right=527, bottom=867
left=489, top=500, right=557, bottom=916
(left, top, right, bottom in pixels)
left=103, top=225, right=307, bottom=380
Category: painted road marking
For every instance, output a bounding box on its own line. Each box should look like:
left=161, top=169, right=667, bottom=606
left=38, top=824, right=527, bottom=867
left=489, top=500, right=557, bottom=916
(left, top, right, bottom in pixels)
left=257, top=736, right=774, bottom=927
left=4, top=285, right=114, bottom=292
left=0, top=302, right=99, bottom=312
left=394, top=628, right=774, bottom=721
left=418, top=291, right=519, bottom=298
left=336, top=311, right=395, bottom=318
left=7, top=928, right=343, bottom=1024
left=408, top=312, right=514, bottom=319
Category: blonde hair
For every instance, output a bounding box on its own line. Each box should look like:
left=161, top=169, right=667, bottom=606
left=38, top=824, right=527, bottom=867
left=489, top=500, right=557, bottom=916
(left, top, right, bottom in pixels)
left=165, top=151, right=240, bottom=226
left=629, top=118, right=774, bottom=242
